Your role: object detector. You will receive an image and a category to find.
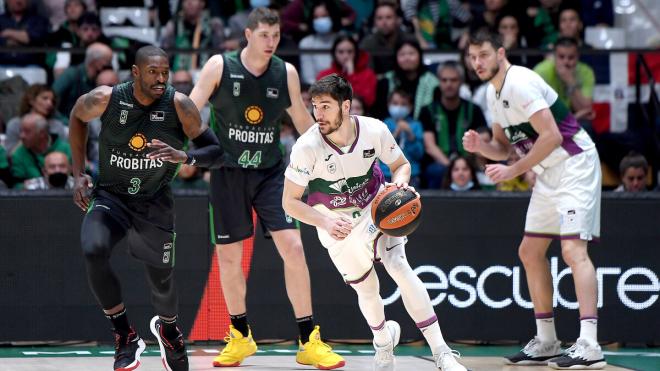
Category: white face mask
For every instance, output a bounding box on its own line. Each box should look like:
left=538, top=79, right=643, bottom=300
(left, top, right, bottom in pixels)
left=450, top=180, right=474, bottom=191
left=250, top=0, right=270, bottom=8
left=388, top=104, right=410, bottom=120
left=313, top=17, right=333, bottom=34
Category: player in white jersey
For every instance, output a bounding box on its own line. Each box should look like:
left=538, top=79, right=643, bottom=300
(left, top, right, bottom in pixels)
left=463, top=30, right=606, bottom=370
left=283, top=74, right=467, bottom=371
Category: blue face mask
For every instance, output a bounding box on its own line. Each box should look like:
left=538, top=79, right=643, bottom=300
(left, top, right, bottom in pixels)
left=250, top=0, right=270, bottom=8
left=313, top=17, right=333, bottom=34
left=450, top=180, right=474, bottom=191
left=388, top=105, right=410, bottom=120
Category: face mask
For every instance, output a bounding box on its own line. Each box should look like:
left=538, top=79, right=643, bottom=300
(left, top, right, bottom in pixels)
left=388, top=105, right=410, bottom=120
left=250, top=0, right=270, bottom=8
left=48, top=172, right=69, bottom=188
left=450, top=180, right=474, bottom=191
left=313, top=17, right=333, bottom=34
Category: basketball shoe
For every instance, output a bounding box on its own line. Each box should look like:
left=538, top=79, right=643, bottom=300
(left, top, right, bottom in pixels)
left=296, top=325, right=346, bottom=370
left=213, top=325, right=257, bottom=367
left=548, top=338, right=607, bottom=369
left=373, top=321, right=401, bottom=371
left=434, top=344, right=467, bottom=371
left=149, top=316, right=189, bottom=371
left=505, top=336, right=562, bottom=365
left=112, top=326, right=145, bottom=371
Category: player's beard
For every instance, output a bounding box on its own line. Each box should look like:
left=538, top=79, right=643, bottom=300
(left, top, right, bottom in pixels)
left=479, top=64, right=500, bottom=82
left=319, top=115, right=343, bottom=135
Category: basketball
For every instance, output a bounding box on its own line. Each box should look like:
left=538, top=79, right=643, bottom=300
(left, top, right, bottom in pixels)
left=371, top=185, right=422, bottom=237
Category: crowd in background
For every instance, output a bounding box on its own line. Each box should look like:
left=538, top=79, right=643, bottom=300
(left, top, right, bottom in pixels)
left=0, top=0, right=657, bottom=192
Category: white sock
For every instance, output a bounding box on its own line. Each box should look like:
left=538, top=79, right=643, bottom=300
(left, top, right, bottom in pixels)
left=579, top=317, right=598, bottom=343
left=535, top=313, right=557, bottom=342
left=349, top=269, right=390, bottom=346
left=420, top=321, right=448, bottom=356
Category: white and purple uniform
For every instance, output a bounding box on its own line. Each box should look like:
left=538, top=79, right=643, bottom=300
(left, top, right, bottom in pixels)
left=285, top=116, right=406, bottom=282
left=488, top=65, right=600, bottom=240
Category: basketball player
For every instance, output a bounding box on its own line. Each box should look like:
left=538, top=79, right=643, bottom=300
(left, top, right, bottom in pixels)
left=463, top=30, right=606, bottom=369
left=282, top=74, right=467, bottom=371
left=69, top=46, right=223, bottom=371
left=188, top=7, right=344, bottom=369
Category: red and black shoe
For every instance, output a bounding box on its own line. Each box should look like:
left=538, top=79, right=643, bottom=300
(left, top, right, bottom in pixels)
left=113, top=326, right=145, bottom=371
left=150, top=316, right=189, bottom=371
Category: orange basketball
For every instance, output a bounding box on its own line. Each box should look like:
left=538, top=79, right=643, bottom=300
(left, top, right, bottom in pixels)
left=371, top=185, right=422, bottom=237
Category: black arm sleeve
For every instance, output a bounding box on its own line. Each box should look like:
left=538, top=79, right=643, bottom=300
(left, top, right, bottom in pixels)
left=185, top=128, right=224, bottom=169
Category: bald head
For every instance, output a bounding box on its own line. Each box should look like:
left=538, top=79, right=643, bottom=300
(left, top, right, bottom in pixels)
left=44, top=151, right=71, bottom=176
left=85, top=42, right=113, bottom=66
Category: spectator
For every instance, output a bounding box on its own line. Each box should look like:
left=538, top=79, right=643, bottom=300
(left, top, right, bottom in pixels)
left=0, top=145, right=11, bottom=188
left=495, top=13, right=540, bottom=67
left=349, top=94, right=365, bottom=116
left=0, top=0, right=50, bottom=66
left=359, top=0, right=405, bottom=74
left=441, top=154, right=481, bottom=191
left=526, top=0, right=563, bottom=49
left=46, top=0, right=87, bottom=75
left=298, top=1, right=338, bottom=84
left=534, top=37, right=594, bottom=120
left=472, top=126, right=497, bottom=190
left=300, top=83, right=313, bottom=115
left=317, top=35, right=377, bottom=108
left=558, top=7, right=588, bottom=47
left=161, top=0, right=225, bottom=70
left=10, top=113, right=71, bottom=186
left=86, top=67, right=119, bottom=173
left=614, top=152, right=649, bottom=192
left=458, top=0, right=510, bottom=49
left=405, top=0, right=471, bottom=50
left=4, top=84, right=68, bottom=154
left=420, top=61, right=487, bottom=189
left=281, top=0, right=355, bottom=42
left=380, top=88, right=424, bottom=188
left=53, top=42, right=113, bottom=115
left=23, top=150, right=75, bottom=190
left=171, top=69, right=194, bottom=95
left=373, top=37, right=439, bottom=120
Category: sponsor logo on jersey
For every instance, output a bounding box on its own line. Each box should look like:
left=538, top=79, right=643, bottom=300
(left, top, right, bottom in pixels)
left=363, top=148, right=375, bottom=158
left=110, top=154, right=164, bottom=170
left=228, top=128, right=274, bottom=143
left=330, top=195, right=347, bottom=207
left=285, top=214, right=293, bottom=223
left=128, top=133, right=148, bottom=151
left=150, top=111, right=165, bottom=121
left=324, top=153, right=333, bottom=161
left=163, top=242, right=172, bottom=250
left=503, top=100, right=510, bottom=108
left=230, top=73, right=244, bottom=79
left=327, top=162, right=336, bottom=174
left=162, top=251, right=170, bottom=264
left=119, top=110, right=128, bottom=125
left=119, top=100, right=134, bottom=108
left=244, top=106, right=264, bottom=124
left=233, top=82, right=240, bottom=96
left=288, top=163, right=310, bottom=175
left=266, top=88, right=279, bottom=99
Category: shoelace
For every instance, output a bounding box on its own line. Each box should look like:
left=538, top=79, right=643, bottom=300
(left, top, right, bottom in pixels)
left=522, top=337, right=541, bottom=356
left=565, top=341, right=586, bottom=358
left=436, top=349, right=461, bottom=368
left=309, top=339, right=334, bottom=354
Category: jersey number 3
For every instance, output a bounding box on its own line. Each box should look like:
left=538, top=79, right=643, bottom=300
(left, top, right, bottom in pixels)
left=128, top=177, right=141, bottom=194
left=238, top=150, right=262, bottom=168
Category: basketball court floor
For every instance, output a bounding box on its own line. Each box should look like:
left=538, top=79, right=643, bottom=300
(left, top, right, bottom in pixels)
left=1, top=343, right=656, bottom=370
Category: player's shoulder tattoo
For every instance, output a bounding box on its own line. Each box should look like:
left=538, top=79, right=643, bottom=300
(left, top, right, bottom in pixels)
left=175, top=93, right=200, bottom=121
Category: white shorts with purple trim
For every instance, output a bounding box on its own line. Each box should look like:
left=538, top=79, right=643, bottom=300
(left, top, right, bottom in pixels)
left=525, top=148, right=601, bottom=241
left=322, top=211, right=406, bottom=284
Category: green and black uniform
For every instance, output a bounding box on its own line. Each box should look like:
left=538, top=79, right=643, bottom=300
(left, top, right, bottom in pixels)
left=81, top=82, right=184, bottom=317
left=208, top=50, right=296, bottom=244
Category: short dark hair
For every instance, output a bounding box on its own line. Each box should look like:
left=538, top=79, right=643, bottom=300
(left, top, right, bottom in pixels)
left=135, top=45, right=168, bottom=66
left=554, top=37, right=579, bottom=50
left=619, top=151, right=648, bottom=175
left=247, top=7, right=280, bottom=30
left=388, top=88, right=411, bottom=104
left=78, top=11, right=101, bottom=27
left=309, top=74, right=353, bottom=103
left=468, top=29, right=504, bottom=50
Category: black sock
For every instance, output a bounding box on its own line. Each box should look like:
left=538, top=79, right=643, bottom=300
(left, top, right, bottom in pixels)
left=160, top=316, right=180, bottom=340
left=230, top=313, right=249, bottom=336
left=106, top=307, right=130, bottom=333
left=297, top=315, right=314, bottom=341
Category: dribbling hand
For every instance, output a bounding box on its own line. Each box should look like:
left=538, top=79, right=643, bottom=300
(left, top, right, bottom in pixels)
left=462, top=130, right=482, bottom=153
left=385, top=181, right=419, bottom=198
left=324, top=216, right=353, bottom=241
left=73, top=174, right=93, bottom=211
left=147, top=139, right=187, bottom=163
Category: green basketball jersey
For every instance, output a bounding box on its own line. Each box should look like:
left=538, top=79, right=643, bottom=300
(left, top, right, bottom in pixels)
left=97, top=81, right=185, bottom=198
left=208, top=50, right=292, bottom=169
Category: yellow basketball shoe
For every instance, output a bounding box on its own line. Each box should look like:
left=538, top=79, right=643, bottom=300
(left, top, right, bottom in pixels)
left=296, top=326, right=346, bottom=370
left=212, top=326, right=257, bottom=367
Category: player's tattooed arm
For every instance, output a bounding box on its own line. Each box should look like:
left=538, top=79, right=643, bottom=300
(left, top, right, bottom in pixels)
left=174, top=92, right=205, bottom=138
left=71, top=85, right=112, bottom=123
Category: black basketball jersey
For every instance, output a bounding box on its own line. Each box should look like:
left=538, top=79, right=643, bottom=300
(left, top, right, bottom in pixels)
left=208, top=50, right=291, bottom=169
left=97, top=81, right=185, bottom=198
